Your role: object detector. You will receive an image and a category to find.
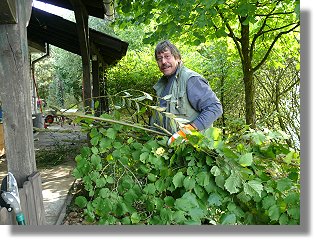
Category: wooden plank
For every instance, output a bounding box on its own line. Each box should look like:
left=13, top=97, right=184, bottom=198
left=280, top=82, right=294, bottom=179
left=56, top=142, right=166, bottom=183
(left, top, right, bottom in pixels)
left=18, top=187, right=29, bottom=225
left=28, top=172, right=46, bottom=225
left=0, top=123, right=5, bottom=156
left=23, top=180, right=37, bottom=225
left=92, top=58, right=100, bottom=116
left=99, top=64, right=109, bottom=113
left=0, top=207, right=15, bottom=225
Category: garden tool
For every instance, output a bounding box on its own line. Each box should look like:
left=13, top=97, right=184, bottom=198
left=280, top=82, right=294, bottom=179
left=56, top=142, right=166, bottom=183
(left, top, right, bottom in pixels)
left=1, top=172, right=26, bottom=225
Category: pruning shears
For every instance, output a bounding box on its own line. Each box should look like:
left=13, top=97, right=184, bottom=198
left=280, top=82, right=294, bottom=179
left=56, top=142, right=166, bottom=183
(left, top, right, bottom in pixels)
left=0, top=172, right=26, bottom=225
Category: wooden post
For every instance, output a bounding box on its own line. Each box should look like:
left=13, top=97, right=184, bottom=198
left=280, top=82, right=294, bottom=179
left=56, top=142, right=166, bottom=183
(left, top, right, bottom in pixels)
left=0, top=0, right=36, bottom=187
left=70, top=0, right=92, bottom=112
left=92, top=56, right=100, bottom=116
left=99, top=64, right=109, bottom=113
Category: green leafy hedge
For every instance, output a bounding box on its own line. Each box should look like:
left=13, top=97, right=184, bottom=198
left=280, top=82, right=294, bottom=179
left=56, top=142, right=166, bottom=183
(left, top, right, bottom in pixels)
left=72, top=113, right=300, bottom=225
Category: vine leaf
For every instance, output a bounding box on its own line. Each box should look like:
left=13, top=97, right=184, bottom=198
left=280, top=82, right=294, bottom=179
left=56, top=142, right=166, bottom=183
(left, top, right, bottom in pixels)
left=239, top=152, right=253, bottom=166
left=196, top=171, right=210, bottom=187
left=174, top=192, right=199, bottom=212
left=224, top=172, right=241, bottom=194
left=207, top=193, right=222, bottom=206
left=173, top=172, right=185, bottom=189
left=188, top=207, right=204, bottom=221
left=131, top=212, right=141, bottom=224
left=183, top=176, right=196, bottom=191
left=210, top=166, right=221, bottom=176
left=140, top=152, right=149, bottom=163
left=268, top=205, right=280, bottom=221
left=220, top=213, right=236, bottom=225
left=106, top=128, right=117, bottom=140
left=75, top=196, right=88, bottom=208
left=276, top=178, right=292, bottom=192
left=244, top=179, right=263, bottom=197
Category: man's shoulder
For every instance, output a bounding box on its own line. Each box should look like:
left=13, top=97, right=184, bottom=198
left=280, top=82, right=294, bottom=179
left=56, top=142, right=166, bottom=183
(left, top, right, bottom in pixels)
left=181, top=65, right=203, bottom=78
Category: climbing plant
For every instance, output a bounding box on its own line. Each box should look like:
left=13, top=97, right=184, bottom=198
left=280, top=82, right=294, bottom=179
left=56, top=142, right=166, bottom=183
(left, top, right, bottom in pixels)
left=71, top=93, right=300, bottom=225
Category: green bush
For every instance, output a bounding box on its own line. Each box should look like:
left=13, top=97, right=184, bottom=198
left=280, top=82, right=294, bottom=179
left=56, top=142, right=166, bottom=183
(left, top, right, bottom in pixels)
left=72, top=112, right=300, bottom=225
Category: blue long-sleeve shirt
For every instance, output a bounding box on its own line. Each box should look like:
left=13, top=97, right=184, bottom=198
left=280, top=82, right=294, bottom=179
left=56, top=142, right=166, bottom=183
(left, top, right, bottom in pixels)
left=186, top=76, right=222, bottom=130
left=160, top=74, right=222, bottom=131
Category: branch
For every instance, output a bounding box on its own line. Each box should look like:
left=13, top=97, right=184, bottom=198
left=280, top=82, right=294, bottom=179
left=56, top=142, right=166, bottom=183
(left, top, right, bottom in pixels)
left=65, top=113, right=168, bottom=136
left=215, top=6, right=243, bottom=63
left=252, top=22, right=300, bottom=72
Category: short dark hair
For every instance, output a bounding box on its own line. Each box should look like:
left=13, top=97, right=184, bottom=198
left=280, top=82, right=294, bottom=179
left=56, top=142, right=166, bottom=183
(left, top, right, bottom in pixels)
left=155, top=40, right=181, bottom=61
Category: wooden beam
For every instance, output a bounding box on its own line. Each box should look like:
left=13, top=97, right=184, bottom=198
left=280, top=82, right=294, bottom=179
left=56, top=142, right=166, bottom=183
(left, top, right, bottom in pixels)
left=92, top=57, right=100, bottom=116
left=99, top=64, right=109, bottom=113
left=0, top=0, right=35, bottom=187
left=28, top=39, right=46, bottom=53
left=0, top=0, right=17, bottom=24
left=70, top=0, right=92, bottom=112
left=90, top=41, right=106, bottom=65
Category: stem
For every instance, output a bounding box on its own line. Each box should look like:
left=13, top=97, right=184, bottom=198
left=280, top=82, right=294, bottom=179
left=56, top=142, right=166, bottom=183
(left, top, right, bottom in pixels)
left=65, top=113, right=168, bottom=136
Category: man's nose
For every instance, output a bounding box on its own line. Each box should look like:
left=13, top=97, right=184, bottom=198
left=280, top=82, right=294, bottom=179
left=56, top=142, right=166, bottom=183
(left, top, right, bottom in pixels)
left=161, top=57, right=167, bottom=64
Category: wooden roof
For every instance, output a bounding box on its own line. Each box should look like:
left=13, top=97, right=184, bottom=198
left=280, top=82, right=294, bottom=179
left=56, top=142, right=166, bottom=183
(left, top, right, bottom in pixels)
left=34, top=0, right=109, bottom=19
left=28, top=7, right=128, bottom=65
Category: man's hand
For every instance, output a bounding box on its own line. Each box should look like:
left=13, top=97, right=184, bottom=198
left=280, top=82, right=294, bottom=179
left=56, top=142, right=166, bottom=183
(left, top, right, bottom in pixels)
left=167, top=124, right=197, bottom=145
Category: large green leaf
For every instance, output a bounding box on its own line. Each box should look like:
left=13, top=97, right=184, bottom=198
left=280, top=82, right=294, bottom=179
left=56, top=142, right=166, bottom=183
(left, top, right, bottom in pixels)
left=172, top=171, right=185, bottom=188
left=239, top=153, right=253, bottom=167
left=174, top=192, right=199, bottom=212
left=75, top=196, right=87, bottom=208
left=183, top=176, right=196, bottom=190
left=277, top=178, right=293, bottom=192
left=220, top=213, right=236, bottom=225
left=244, top=179, right=263, bottom=197
left=131, top=212, right=141, bottom=224
left=224, top=172, right=241, bottom=194
left=268, top=205, right=280, bottom=221
left=207, top=193, right=222, bottom=206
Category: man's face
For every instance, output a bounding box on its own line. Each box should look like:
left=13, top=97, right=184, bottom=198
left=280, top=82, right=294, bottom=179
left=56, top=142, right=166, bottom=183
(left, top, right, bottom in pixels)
left=156, top=48, right=180, bottom=77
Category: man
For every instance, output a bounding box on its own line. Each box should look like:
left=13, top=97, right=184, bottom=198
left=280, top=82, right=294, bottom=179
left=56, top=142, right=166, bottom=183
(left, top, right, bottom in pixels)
left=152, top=40, right=223, bottom=145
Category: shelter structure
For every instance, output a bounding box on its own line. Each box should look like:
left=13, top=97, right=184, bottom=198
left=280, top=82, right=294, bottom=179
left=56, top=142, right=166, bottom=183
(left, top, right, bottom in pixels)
left=0, top=0, right=128, bottom=225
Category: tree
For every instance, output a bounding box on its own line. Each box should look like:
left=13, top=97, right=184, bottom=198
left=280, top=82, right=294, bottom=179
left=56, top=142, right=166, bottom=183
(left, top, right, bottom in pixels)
left=115, top=0, right=300, bottom=128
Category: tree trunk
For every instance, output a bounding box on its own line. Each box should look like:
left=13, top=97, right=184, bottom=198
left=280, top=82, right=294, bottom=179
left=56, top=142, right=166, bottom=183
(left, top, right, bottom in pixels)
left=240, top=17, right=256, bottom=128
left=220, top=75, right=226, bottom=134
left=243, top=72, right=255, bottom=128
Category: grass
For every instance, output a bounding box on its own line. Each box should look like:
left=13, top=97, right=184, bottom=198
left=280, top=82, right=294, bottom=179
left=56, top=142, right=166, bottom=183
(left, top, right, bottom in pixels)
left=35, top=142, right=86, bottom=169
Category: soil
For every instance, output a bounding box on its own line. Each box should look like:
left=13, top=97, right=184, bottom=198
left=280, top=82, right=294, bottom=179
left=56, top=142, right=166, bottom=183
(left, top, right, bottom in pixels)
left=60, top=181, right=89, bottom=225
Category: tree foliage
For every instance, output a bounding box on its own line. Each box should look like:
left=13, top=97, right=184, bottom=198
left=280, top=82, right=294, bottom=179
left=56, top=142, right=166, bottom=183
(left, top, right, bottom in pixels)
left=32, top=46, right=83, bottom=109
left=32, top=1, right=300, bottom=149
left=115, top=0, right=300, bottom=128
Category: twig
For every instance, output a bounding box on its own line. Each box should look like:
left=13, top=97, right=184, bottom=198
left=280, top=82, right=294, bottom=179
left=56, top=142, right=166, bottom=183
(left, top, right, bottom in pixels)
left=153, top=123, right=172, bottom=136
left=65, top=113, right=168, bottom=136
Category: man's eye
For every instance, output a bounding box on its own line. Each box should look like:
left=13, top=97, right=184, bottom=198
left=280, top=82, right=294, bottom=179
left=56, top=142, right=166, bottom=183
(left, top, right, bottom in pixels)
left=157, top=55, right=172, bottom=62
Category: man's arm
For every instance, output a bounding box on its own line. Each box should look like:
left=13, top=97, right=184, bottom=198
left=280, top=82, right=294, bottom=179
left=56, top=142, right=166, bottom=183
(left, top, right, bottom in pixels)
left=187, top=76, right=223, bottom=130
